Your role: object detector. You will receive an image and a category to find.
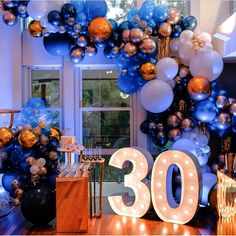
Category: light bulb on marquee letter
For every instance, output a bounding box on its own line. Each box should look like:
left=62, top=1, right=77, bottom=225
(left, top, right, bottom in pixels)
left=108, top=147, right=154, bottom=218
left=151, top=150, right=202, bottom=224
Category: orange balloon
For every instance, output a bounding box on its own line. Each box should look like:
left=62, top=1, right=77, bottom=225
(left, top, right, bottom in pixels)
left=0, top=127, right=14, bottom=148
left=88, top=17, right=112, bottom=43
left=139, top=62, right=157, bottom=81
left=18, top=130, right=39, bottom=148
left=50, top=127, right=62, bottom=141
left=123, top=42, right=137, bottom=57
left=187, top=77, right=211, bottom=101
left=28, top=20, right=44, bottom=38
left=158, top=22, right=172, bottom=37
left=167, top=8, right=181, bottom=25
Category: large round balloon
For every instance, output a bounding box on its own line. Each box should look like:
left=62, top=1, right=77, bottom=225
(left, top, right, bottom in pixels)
left=139, top=62, right=157, bottom=81
left=153, top=4, right=168, bottom=22
left=18, top=130, right=39, bottom=148
left=69, top=46, right=85, bottom=64
left=0, top=127, right=14, bottom=148
left=118, top=73, right=140, bottom=94
left=172, top=138, right=197, bottom=155
left=84, top=0, right=108, bottom=20
left=21, top=187, right=56, bottom=225
left=2, top=171, right=19, bottom=193
left=47, top=10, right=62, bottom=26
left=156, top=57, right=178, bottom=81
left=88, top=17, right=112, bottom=43
left=189, top=49, right=223, bottom=81
left=180, top=15, right=197, bottom=31
left=43, top=33, right=74, bottom=56
left=140, top=80, right=174, bottom=113
left=27, top=0, right=50, bottom=21
left=61, top=3, right=76, bottom=19
left=26, top=97, right=45, bottom=109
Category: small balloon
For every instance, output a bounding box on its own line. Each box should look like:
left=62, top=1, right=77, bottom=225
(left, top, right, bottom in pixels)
left=18, top=130, right=39, bottom=148
left=154, top=4, right=168, bottom=22
left=167, top=8, right=181, bottom=25
left=122, top=29, right=130, bottom=43
left=83, top=0, right=108, bottom=20
left=181, top=117, right=195, bottom=131
left=215, top=95, right=229, bottom=109
left=70, top=46, right=85, bottom=64
left=169, top=128, right=182, bottom=141
left=158, top=22, right=172, bottom=37
left=129, top=28, right=144, bottom=44
left=180, top=15, right=197, bottom=31
left=28, top=20, right=44, bottom=37
left=140, top=120, right=149, bottom=134
left=123, top=42, right=137, bottom=57
left=139, top=38, right=156, bottom=54
left=47, top=10, right=62, bottom=27
left=77, top=35, right=88, bottom=47
left=61, top=3, right=76, bottom=19
left=2, top=11, right=18, bottom=26
left=0, top=127, right=14, bottom=148
left=139, top=62, right=157, bottom=81
left=230, top=102, right=236, bottom=116
left=215, top=113, right=231, bottom=130
left=167, top=114, right=180, bottom=128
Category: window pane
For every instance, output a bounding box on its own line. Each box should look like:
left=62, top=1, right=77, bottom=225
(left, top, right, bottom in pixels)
left=155, top=0, right=187, bottom=15
left=31, top=70, right=60, bottom=108
left=82, top=111, right=130, bottom=149
left=47, top=111, right=60, bottom=128
left=82, top=69, right=130, bottom=107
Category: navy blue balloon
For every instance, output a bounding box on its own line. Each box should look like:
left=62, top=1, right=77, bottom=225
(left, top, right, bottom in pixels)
left=139, top=1, right=155, bottom=20
left=84, top=0, right=108, bottom=20
left=147, top=18, right=156, bottom=29
left=137, top=76, right=148, bottom=87
left=118, top=21, right=131, bottom=32
left=71, top=0, right=84, bottom=13
left=61, top=3, right=76, bottom=19
left=103, top=46, right=113, bottom=59
left=2, top=171, right=19, bottom=193
left=43, top=33, right=74, bottom=56
left=76, top=12, right=88, bottom=27
left=140, top=120, right=150, bottom=134
left=171, top=25, right=182, bottom=38
left=47, top=10, right=62, bottom=26
left=153, top=4, right=168, bottom=22
left=216, top=128, right=231, bottom=138
left=109, top=19, right=118, bottom=32
left=194, top=100, right=218, bottom=123
left=118, top=73, right=140, bottom=94
left=180, top=15, right=197, bottom=31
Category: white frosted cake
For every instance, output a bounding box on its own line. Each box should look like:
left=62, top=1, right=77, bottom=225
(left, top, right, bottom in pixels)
left=60, top=136, right=76, bottom=150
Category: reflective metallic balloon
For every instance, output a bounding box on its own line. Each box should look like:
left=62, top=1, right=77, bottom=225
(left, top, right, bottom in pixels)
left=139, top=20, right=148, bottom=30
left=139, top=38, right=156, bottom=54
left=215, top=95, right=229, bottom=109
left=70, top=47, right=85, bottom=63
left=18, top=130, right=39, bottom=148
left=139, top=62, right=157, bottom=81
left=85, top=44, right=98, bottom=57
left=3, top=0, right=14, bottom=8
left=73, top=24, right=81, bottom=33
left=144, top=26, right=152, bottom=36
left=26, top=157, right=36, bottom=166
left=158, top=22, right=172, bottom=37
left=215, top=112, right=231, bottom=130
left=169, top=128, right=182, bottom=141
left=123, top=42, right=137, bottom=57
left=167, top=8, right=181, bottom=25
left=230, top=102, right=236, bottom=116
left=66, top=17, right=75, bottom=26
left=88, top=17, right=112, bottom=43
left=167, top=114, right=180, bottom=128
left=129, top=28, right=144, bottom=44
left=18, top=4, right=27, bottom=15
left=58, top=25, right=66, bottom=34
left=187, top=77, right=211, bottom=101
left=122, top=29, right=130, bottom=43
left=30, top=165, right=40, bottom=175
left=2, top=11, right=18, bottom=26
left=28, top=20, right=44, bottom=37
left=50, top=127, right=62, bottom=141
left=0, top=127, right=14, bottom=148
left=181, top=117, right=195, bottom=131
left=77, top=35, right=88, bottom=47
left=39, top=167, right=47, bottom=175
left=174, top=111, right=184, bottom=120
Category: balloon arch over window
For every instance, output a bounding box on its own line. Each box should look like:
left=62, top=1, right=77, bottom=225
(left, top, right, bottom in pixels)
left=0, top=0, right=235, bottom=224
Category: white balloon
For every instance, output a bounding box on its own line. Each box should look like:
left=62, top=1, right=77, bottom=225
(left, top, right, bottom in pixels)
left=189, top=49, right=223, bottom=81
left=140, top=80, right=173, bottom=113
left=171, top=138, right=197, bottom=155
left=179, top=30, right=194, bottom=44
left=197, top=153, right=209, bottom=167
left=179, top=45, right=193, bottom=62
left=199, top=32, right=212, bottom=43
left=170, top=38, right=180, bottom=53
left=201, top=173, right=217, bottom=206
left=201, top=165, right=211, bottom=173
left=27, top=0, right=50, bottom=21
left=166, top=79, right=175, bottom=89
left=156, top=57, right=179, bottom=81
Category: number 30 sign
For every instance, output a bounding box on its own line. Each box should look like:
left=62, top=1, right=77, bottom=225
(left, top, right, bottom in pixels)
left=108, top=147, right=201, bottom=224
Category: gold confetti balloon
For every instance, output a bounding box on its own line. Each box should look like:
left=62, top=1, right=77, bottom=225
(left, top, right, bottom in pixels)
left=18, top=130, right=39, bottom=148
left=139, top=62, right=157, bottom=81
left=0, top=127, right=14, bottom=148
left=88, top=17, right=112, bottom=43
left=50, top=127, right=62, bottom=141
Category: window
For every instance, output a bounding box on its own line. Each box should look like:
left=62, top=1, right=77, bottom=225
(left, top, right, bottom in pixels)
left=155, top=0, right=188, bottom=15
left=233, top=0, right=236, bottom=13
left=26, top=68, right=62, bottom=128
left=78, top=68, right=133, bottom=154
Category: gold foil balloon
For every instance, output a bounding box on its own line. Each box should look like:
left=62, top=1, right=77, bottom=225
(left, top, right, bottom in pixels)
left=88, top=17, right=112, bottom=43
left=123, top=42, right=137, bottom=57
left=0, top=127, right=14, bottom=148
left=187, top=77, right=211, bottom=101
left=122, top=29, right=130, bottom=43
left=158, top=22, right=172, bottom=37
left=139, top=38, right=156, bottom=54
left=18, top=130, right=39, bottom=148
left=167, top=8, right=181, bottom=25
left=129, top=28, right=144, bottom=44
left=28, top=20, right=44, bottom=38
left=139, top=62, right=157, bottom=81
left=50, top=127, right=62, bottom=141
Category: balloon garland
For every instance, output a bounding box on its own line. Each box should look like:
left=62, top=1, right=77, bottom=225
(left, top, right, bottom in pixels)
left=0, top=0, right=235, bottom=223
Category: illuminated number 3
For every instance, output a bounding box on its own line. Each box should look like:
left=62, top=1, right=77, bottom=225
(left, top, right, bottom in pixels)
left=108, top=148, right=201, bottom=224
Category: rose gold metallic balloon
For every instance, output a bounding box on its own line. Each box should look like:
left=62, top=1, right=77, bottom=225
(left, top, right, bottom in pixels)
left=187, top=77, right=211, bottom=101
left=167, top=114, right=180, bottom=128
left=158, top=22, right=172, bottom=37
left=28, top=20, right=44, bottom=38
left=129, top=28, right=144, bottom=44
left=39, top=167, right=47, bottom=175
left=139, top=38, right=156, bottom=54
left=26, top=156, right=36, bottom=166
left=230, top=102, right=236, bottom=116
left=0, top=127, right=14, bottom=148
left=139, top=62, right=157, bottom=81
left=50, top=127, right=62, bottom=141
left=181, top=118, right=195, bottom=131
left=167, top=8, right=181, bottom=25
left=88, top=17, right=112, bottom=43
left=169, top=128, right=182, bottom=141
left=122, top=29, right=130, bottom=43
left=3, top=11, right=18, bottom=26
left=18, top=130, right=39, bottom=148
left=123, top=42, right=137, bottom=57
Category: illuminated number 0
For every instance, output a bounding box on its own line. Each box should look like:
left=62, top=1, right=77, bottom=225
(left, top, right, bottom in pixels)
left=108, top=148, right=201, bottom=224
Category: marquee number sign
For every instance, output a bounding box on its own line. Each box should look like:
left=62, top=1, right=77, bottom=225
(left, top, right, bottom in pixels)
left=108, top=147, right=201, bottom=224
